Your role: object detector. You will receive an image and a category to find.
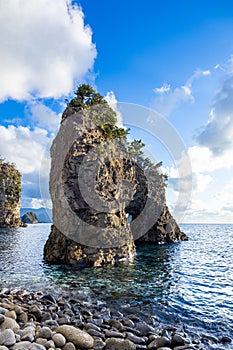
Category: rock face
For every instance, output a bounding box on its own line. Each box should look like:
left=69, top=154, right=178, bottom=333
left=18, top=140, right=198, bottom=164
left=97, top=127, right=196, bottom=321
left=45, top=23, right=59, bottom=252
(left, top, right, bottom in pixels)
left=44, top=88, right=187, bottom=267
left=21, top=212, right=39, bottom=224
left=0, top=160, right=22, bottom=228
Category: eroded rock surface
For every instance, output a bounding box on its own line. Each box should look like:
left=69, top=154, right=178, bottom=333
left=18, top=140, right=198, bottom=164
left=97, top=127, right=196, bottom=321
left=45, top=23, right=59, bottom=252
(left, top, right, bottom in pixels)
left=21, top=212, right=39, bottom=224
left=0, top=160, right=22, bottom=228
left=44, top=94, right=187, bottom=266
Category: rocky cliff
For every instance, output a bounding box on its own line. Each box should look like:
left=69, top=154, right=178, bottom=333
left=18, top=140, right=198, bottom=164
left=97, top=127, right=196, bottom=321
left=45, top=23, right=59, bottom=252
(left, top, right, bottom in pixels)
left=0, top=160, right=22, bottom=228
left=44, top=85, right=187, bottom=267
left=21, top=211, right=39, bottom=224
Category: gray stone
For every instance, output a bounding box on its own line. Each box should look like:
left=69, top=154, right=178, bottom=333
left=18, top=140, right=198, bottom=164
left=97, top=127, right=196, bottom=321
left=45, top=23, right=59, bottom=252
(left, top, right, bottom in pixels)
left=93, top=338, right=106, bottom=350
left=108, top=319, right=122, bottom=329
left=52, top=333, right=66, bottom=347
left=0, top=315, right=5, bottom=324
left=18, top=311, right=28, bottom=324
left=105, top=338, right=136, bottom=350
left=86, top=322, right=102, bottom=332
left=0, top=316, right=19, bottom=331
left=5, top=310, right=17, bottom=320
left=43, top=320, right=59, bottom=327
left=148, top=336, right=171, bottom=349
left=126, top=333, right=146, bottom=344
left=36, top=327, right=52, bottom=340
left=30, top=344, right=46, bottom=350
left=21, top=332, right=35, bottom=342
left=173, top=346, right=196, bottom=350
left=86, top=328, right=103, bottom=337
left=17, top=326, right=36, bottom=338
left=105, top=330, right=124, bottom=338
left=135, top=323, right=155, bottom=336
left=123, top=318, right=134, bottom=328
left=58, top=316, right=70, bottom=325
left=0, top=346, right=8, bottom=350
left=56, top=325, right=94, bottom=349
left=24, top=323, right=36, bottom=329
left=35, top=339, right=47, bottom=346
left=40, top=312, right=51, bottom=322
left=44, top=340, right=55, bottom=349
left=0, top=329, right=16, bottom=346
left=63, top=342, right=75, bottom=350
left=12, top=341, right=32, bottom=350
left=29, top=305, right=42, bottom=320
left=172, top=334, right=186, bottom=346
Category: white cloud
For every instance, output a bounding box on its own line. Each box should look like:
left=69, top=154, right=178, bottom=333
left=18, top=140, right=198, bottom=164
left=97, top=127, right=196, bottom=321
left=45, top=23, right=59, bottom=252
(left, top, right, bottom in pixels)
left=197, top=75, right=233, bottom=155
left=187, top=145, right=233, bottom=173
left=30, top=198, right=52, bottom=210
left=0, top=0, right=97, bottom=101
left=153, top=69, right=211, bottom=116
left=154, top=83, right=170, bottom=94
left=0, top=124, right=53, bottom=207
left=0, top=125, right=51, bottom=173
left=27, top=102, right=61, bottom=132
left=104, top=91, right=124, bottom=127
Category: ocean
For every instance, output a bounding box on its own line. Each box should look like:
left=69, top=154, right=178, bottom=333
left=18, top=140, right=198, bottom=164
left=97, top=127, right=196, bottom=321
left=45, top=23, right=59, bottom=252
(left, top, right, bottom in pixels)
left=0, top=223, right=232, bottom=347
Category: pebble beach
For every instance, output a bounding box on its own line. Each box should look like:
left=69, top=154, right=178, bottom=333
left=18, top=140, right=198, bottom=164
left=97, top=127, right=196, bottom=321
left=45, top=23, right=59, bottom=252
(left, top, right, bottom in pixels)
left=0, top=290, right=231, bottom=350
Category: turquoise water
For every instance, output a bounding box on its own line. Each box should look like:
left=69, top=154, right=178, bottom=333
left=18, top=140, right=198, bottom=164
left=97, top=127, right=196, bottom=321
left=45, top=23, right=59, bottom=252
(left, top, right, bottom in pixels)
left=0, top=223, right=232, bottom=342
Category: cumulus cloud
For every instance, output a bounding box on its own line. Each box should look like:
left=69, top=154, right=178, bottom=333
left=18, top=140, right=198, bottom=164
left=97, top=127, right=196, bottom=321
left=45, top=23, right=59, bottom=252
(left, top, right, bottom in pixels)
left=104, top=91, right=124, bottom=127
left=197, top=76, right=233, bottom=155
left=0, top=0, right=97, bottom=101
left=0, top=124, right=52, bottom=207
left=26, top=102, right=61, bottom=132
left=154, top=83, right=171, bottom=94
left=0, top=125, right=51, bottom=173
left=153, top=69, right=211, bottom=116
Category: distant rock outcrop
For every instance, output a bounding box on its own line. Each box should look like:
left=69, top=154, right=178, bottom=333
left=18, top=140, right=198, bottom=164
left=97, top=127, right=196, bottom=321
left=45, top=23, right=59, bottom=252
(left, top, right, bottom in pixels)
left=20, top=208, right=52, bottom=223
left=0, top=159, right=23, bottom=228
left=44, top=85, right=188, bottom=267
left=21, top=211, right=39, bottom=224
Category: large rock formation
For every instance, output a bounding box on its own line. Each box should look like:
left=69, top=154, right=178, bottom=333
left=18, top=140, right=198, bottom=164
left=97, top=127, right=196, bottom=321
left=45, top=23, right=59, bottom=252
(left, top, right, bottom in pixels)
left=44, top=85, right=187, bottom=267
left=21, top=211, right=39, bottom=224
left=0, top=160, right=22, bottom=228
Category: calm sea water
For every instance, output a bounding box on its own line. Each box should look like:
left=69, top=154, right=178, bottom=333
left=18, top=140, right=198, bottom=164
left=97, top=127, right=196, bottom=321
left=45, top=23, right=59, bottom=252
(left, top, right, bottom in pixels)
left=0, top=223, right=232, bottom=344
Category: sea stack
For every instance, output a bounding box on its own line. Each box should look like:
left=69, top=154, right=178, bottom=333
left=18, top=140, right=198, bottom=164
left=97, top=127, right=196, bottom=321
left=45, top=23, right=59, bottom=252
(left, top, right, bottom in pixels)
left=0, top=159, right=22, bottom=228
left=44, top=85, right=187, bottom=267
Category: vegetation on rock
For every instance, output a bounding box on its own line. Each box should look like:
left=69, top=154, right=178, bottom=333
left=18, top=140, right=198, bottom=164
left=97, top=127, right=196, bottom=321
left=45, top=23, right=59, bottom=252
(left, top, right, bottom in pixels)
left=64, top=84, right=128, bottom=140
left=0, top=158, right=22, bottom=227
left=44, top=85, right=186, bottom=267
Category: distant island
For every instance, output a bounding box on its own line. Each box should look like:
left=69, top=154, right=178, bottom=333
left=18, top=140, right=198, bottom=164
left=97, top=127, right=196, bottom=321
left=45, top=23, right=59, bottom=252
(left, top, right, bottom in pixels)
left=20, top=207, right=52, bottom=223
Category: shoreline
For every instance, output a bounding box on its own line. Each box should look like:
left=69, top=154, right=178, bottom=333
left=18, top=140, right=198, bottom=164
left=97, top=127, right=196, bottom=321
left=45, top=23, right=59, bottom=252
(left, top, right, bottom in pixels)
left=0, top=290, right=231, bottom=350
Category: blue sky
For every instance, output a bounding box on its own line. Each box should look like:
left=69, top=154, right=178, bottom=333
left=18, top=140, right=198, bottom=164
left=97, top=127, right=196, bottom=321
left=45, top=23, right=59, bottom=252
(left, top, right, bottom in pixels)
left=0, top=0, right=233, bottom=223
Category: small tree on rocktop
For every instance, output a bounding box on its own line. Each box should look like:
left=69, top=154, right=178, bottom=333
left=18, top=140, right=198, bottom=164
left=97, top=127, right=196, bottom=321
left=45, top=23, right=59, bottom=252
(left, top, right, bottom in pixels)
left=64, top=84, right=128, bottom=140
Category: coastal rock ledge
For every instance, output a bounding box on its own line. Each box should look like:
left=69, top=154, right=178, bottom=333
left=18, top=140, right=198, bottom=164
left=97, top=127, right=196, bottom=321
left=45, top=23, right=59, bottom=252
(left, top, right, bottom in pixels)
left=44, top=86, right=187, bottom=267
